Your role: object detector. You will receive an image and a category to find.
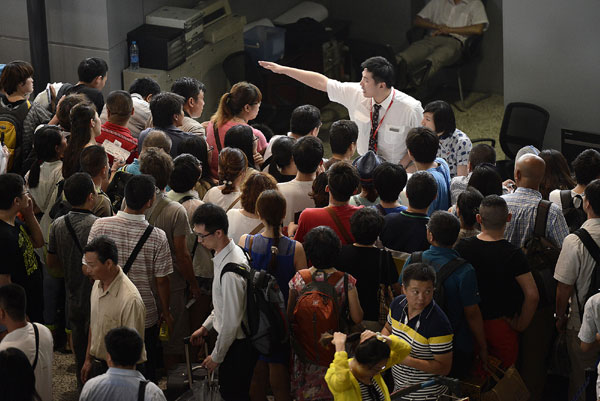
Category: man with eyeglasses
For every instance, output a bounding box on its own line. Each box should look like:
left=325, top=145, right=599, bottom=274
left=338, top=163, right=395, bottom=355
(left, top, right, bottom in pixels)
left=86, top=174, right=173, bottom=383
left=190, top=203, right=257, bottom=401
left=0, top=173, right=44, bottom=323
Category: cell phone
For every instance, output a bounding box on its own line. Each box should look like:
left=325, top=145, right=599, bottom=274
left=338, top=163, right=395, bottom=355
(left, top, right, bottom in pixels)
left=294, top=211, right=302, bottom=225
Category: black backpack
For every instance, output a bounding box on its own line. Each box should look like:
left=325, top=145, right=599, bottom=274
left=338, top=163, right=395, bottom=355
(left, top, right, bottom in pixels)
left=522, top=200, right=561, bottom=308
left=410, top=251, right=467, bottom=313
left=220, top=261, right=289, bottom=356
left=573, top=228, right=600, bottom=317
left=105, top=170, right=134, bottom=213
left=560, top=190, right=587, bottom=233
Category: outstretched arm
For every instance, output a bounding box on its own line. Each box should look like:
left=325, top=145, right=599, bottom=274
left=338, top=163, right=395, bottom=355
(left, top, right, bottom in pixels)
left=258, top=61, right=328, bottom=92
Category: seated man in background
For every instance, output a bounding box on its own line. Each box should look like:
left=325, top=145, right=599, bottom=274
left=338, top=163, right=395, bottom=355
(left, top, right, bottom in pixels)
left=396, top=0, right=488, bottom=88
left=80, top=327, right=166, bottom=401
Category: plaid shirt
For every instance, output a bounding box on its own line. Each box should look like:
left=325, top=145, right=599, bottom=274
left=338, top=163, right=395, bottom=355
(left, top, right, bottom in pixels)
left=502, top=187, right=569, bottom=248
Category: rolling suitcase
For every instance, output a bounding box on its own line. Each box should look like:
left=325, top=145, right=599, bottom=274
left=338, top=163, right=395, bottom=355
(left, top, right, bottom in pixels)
left=170, top=339, right=221, bottom=401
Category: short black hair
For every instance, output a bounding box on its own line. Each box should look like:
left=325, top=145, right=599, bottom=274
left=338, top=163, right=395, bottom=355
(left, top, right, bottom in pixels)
left=224, top=124, right=255, bottom=169
left=468, top=164, right=503, bottom=197
left=150, top=92, right=185, bottom=128
left=83, top=235, right=119, bottom=265
left=251, top=123, right=274, bottom=142
left=64, top=172, right=95, bottom=206
left=355, top=336, right=391, bottom=368
left=125, top=174, right=156, bottom=211
left=271, top=136, right=295, bottom=169
left=329, top=120, right=358, bottom=155
left=350, top=207, right=384, bottom=245
left=361, top=56, right=395, bottom=88
left=192, top=202, right=228, bottom=235
left=139, top=148, right=173, bottom=190
left=406, top=127, right=439, bottom=163
left=177, top=135, right=211, bottom=180
left=0, top=173, right=24, bottom=210
left=457, top=187, right=483, bottom=227
left=128, top=77, right=161, bottom=98
left=170, top=154, right=201, bottom=193
left=406, top=171, right=437, bottom=209
left=374, top=162, right=407, bottom=202
left=106, top=90, right=133, bottom=116
left=105, top=327, right=144, bottom=367
left=77, top=57, right=108, bottom=83
left=573, top=149, right=600, bottom=185
left=292, top=136, right=324, bottom=174
left=469, top=143, right=496, bottom=168
left=290, top=105, right=321, bottom=136
left=327, top=161, right=360, bottom=202
left=428, top=211, right=460, bottom=247
left=423, top=100, right=456, bottom=137
left=0, top=60, right=33, bottom=95
left=303, top=226, right=341, bottom=269
left=585, top=179, right=600, bottom=217
left=478, top=194, right=508, bottom=231
left=171, top=77, right=205, bottom=102
left=80, top=145, right=108, bottom=178
left=0, top=283, right=26, bottom=321
left=403, top=263, right=436, bottom=287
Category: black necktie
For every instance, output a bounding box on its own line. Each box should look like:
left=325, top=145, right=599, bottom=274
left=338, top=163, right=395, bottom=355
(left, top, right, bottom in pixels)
left=369, top=104, right=382, bottom=152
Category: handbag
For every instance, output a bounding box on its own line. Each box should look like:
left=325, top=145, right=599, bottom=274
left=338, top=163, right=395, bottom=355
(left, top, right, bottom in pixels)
left=481, top=364, right=530, bottom=401
left=377, top=249, right=395, bottom=326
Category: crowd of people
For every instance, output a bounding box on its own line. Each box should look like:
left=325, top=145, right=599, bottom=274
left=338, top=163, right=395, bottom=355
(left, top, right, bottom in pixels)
left=0, top=40, right=599, bottom=401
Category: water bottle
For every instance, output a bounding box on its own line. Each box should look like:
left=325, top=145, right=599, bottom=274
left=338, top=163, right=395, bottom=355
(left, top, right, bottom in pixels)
left=130, top=41, right=139, bottom=70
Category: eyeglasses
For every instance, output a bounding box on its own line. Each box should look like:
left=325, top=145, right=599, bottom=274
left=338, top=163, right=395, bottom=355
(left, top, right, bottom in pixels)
left=207, top=145, right=215, bottom=153
left=21, top=190, right=30, bottom=197
left=195, top=231, right=215, bottom=239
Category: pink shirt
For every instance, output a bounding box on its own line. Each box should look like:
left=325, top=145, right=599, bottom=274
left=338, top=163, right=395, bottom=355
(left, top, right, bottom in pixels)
left=206, top=120, right=267, bottom=179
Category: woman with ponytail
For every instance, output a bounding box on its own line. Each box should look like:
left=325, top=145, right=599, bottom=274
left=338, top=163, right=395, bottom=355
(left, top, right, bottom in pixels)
left=324, top=330, right=411, bottom=401
left=238, top=189, right=307, bottom=401
left=203, top=147, right=248, bottom=210
left=25, top=125, right=66, bottom=236
left=206, top=82, right=268, bottom=178
left=62, top=102, right=101, bottom=179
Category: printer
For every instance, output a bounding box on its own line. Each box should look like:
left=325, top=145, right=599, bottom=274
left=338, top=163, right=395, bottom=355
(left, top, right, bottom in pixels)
left=195, top=0, right=246, bottom=44
left=146, top=6, right=205, bottom=57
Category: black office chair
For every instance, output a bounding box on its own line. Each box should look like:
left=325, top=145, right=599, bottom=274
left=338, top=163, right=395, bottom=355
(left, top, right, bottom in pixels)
left=473, top=102, right=550, bottom=179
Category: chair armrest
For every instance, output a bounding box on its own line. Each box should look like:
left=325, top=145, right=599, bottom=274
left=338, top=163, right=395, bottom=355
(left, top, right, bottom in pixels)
left=471, top=138, right=496, bottom=148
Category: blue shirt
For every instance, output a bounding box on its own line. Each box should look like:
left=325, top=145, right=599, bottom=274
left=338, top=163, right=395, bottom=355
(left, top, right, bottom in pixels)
left=371, top=204, right=408, bottom=215
left=427, top=158, right=452, bottom=215
left=502, top=187, right=569, bottom=249
left=80, top=367, right=166, bottom=401
left=124, top=158, right=141, bottom=175
left=402, top=245, right=480, bottom=353
left=138, top=125, right=194, bottom=158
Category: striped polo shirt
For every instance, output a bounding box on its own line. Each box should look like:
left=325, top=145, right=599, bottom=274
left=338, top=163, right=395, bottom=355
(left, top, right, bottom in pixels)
left=388, top=295, right=453, bottom=400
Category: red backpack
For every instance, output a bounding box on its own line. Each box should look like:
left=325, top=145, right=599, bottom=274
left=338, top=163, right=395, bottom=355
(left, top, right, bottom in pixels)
left=290, top=269, right=348, bottom=366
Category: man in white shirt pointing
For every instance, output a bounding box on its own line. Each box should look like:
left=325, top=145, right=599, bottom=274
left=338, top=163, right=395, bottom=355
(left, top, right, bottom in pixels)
left=259, top=56, right=423, bottom=167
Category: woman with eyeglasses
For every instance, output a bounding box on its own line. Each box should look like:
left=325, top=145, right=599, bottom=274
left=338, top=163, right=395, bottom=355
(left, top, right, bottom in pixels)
left=323, top=330, right=411, bottom=401
left=206, top=81, right=268, bottom=179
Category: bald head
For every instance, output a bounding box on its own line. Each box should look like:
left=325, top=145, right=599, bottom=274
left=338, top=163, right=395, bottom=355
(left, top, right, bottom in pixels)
left=514, top=154, right=546, bottom=189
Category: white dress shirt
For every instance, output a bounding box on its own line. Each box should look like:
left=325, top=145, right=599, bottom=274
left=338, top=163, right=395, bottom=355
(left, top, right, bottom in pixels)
left=326, top=80, right=423, bottom=164
left=202, top=239, right=249, bottom=363
left=418, top=0, right=489, bottom=43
